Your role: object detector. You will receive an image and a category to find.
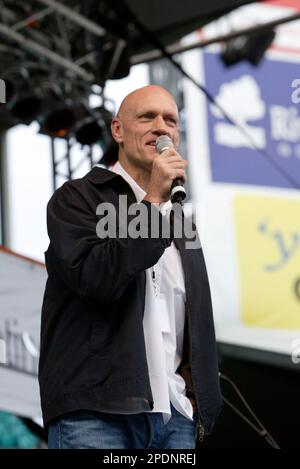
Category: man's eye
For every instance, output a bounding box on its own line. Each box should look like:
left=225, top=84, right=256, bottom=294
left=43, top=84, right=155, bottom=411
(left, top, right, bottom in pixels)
left=166, top=118, right=177, bottom=125
left=140, top=114, right=153, bottom=121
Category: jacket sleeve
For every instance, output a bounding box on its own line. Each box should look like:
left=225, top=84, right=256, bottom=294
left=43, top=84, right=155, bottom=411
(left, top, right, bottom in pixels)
left=46, top=182, right=173, bottom=303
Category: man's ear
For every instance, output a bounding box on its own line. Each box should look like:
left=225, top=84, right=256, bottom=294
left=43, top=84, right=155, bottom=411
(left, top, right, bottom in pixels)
left=111, top=117, right=123, bottom=144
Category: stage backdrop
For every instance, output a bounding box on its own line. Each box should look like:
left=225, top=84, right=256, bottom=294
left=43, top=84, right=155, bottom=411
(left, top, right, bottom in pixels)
left=182, top=0, right=300, bottom=365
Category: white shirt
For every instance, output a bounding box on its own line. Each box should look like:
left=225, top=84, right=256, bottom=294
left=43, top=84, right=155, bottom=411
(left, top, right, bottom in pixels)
left=112, top=162, right=193, bottom=423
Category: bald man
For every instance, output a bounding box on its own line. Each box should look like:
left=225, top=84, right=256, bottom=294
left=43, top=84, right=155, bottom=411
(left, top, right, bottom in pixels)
left=39, top=85, right=222, bottom=449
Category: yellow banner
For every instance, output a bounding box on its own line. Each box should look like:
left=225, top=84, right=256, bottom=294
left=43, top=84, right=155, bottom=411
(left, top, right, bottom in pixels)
left=234, top=195, right=300, bottom=329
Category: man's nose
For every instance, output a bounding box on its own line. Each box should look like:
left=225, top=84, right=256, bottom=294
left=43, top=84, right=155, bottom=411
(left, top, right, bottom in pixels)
left=152, top=116, right=169, bottom=135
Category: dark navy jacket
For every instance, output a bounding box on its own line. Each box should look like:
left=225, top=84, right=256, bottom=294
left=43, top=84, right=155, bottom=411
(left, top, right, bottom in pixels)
left=38, top=166, right=222, bottom=435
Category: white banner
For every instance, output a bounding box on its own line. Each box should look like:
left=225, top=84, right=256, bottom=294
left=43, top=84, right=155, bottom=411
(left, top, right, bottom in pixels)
left=0, top=247, right=46, bottom=420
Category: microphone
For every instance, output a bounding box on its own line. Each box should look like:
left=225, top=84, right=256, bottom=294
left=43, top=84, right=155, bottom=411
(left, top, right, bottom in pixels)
left=155, top=135, right=187, bottom=204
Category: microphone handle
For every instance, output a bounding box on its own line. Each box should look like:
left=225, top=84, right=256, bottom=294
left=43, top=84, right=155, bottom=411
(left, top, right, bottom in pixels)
left=171, top=178, right=186, bottom=204
left=159, top=145, right=187, bottom=204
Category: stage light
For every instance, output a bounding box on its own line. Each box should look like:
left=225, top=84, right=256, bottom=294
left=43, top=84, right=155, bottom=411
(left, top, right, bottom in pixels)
left=95, top=37, right=130, bottom=86
left=75, top=115, right=104, bottom=145
left=221, top=30, right=276, bottom=67
left=43, top=106, right=76, bottom=138
left=37, top=97, right=114, bottom=146
left=9, top=92, right=43, bottom=122
left=75, top=106, right=113, bottom=146
left=244, top=30, right=276, bottom=66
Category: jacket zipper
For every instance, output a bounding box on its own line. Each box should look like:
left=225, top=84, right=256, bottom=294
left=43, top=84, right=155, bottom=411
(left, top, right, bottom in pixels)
left=196, top=420, right=205, bottom=443
left=174, top=212, right=206, bottom=444
left=185, top=300, right=205, bottom=444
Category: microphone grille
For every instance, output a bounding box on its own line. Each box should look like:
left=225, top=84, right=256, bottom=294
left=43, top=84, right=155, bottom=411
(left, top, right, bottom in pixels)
left=155, top=135, right=173, bottom=154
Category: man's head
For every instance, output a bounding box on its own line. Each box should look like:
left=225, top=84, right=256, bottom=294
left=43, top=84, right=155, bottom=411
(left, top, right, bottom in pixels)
left=111, top=85, right=180, bottom=175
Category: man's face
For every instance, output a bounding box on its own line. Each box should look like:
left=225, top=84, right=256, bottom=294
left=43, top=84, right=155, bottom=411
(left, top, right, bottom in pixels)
left=111, top=86, right=180, bottom=172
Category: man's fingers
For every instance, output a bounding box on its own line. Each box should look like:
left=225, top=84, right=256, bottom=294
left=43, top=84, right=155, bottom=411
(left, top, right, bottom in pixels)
left=170, top=162, right=187, bottom=169
left=157, top=157, right=188, bottom=167
left=172, top=169, right=186, bottom=181
left=157, top=149, right=187, bottom=163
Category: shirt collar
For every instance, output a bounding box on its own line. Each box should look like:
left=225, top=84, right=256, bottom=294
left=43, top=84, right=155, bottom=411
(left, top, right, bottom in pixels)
left=105, top=161, right=172, bottom=213
left=112, top=162, right=146, bottom=203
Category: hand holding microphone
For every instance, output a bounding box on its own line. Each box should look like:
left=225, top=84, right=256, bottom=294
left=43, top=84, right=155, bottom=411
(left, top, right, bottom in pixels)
left=144, top=135, right=187, bottom=205
left=155, top=135, right=187, bottom=204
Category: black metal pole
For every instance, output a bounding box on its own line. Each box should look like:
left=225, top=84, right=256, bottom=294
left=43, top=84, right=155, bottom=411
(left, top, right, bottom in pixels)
left=66, top=138, right=72, bottom=180
left=0, top=129, right=8, bottom=246
left=50, top=136, right=56, bottom=192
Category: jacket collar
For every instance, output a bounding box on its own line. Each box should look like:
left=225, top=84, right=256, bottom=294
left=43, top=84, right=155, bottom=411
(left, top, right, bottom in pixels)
left=85, top=166, right=121, bottom=185
left=85, top=166, right=137, bottom=203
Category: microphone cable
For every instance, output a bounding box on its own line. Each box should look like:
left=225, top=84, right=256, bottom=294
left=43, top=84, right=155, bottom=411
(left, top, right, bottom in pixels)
left=220, top=372, right=281, bottom=449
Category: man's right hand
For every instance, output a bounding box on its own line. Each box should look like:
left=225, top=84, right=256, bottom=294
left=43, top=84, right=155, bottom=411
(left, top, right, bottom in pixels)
left=144, top=148, right=188, bottom=204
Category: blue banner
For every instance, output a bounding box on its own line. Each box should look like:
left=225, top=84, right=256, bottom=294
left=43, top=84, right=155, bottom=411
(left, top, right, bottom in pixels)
left=203, top=51, right=300, bottom=188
